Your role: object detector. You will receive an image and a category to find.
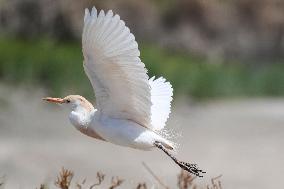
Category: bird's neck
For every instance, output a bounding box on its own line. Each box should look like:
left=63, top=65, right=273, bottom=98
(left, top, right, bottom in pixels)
left=69, top=103, right=95, bottom=129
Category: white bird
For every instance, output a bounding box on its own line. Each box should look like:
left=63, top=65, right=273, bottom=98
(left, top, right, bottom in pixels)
left=43, top=7, right=205, bottom=177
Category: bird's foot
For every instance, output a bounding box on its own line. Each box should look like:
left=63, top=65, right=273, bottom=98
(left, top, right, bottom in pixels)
left=177, top=161, right=206, bottom=177
left=154, top=141, right=206, bottom=177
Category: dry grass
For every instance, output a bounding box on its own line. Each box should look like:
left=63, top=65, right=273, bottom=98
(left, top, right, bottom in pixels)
left=136, top=183, right=147, bottom=189
left=53, top=167, right=123, bottom=189
left=88, top=172, right=105, bottom=189
left=109, top=177, right=124, bottom=189
left=177, top=170, right=197, bottom=189
left=55, top=167, right=74, bottom=189
left=207, top=175, right=222, bottom=189
left=34, top=166, right=222, bottom=189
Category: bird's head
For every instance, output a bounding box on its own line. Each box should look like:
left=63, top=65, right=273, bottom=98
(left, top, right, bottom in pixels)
left=42, top=95, right=94, bottom=111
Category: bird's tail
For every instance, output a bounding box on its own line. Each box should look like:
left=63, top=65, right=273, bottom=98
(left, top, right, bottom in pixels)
left=149, top=76, right=173, bottom=131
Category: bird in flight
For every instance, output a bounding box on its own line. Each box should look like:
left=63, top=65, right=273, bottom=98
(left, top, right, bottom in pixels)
left=43, top=7, right=205, bottom=177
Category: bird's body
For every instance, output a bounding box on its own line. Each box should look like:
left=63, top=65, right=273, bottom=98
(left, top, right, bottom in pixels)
left=87, top=115, right=169, bottom=150
left=43, top=6, right=205, bottom=177
left=68, top=98, right=172, bottom=150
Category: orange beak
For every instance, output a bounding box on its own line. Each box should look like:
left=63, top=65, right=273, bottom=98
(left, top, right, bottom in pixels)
left=42, top=97, right=64, bottom=104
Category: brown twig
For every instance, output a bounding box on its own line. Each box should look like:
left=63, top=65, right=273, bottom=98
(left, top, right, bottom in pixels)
left=211, top=175, right=222, bottom=189
left=76, top=178, right=87, bottom=189
left=207, top=175, right=223, bottom=189
left=142, top=162, right=169, bottom=189
left=89, top=172, right=105, bottom=189
left=82, top=178, right=86, bottom=185
left=55, top=167, right=74, bottom=189
left=108, top=176, right=124, bottom=189
left=136, top=182, right=147, bottom=189
left=178, top=170, right=197, bottom=189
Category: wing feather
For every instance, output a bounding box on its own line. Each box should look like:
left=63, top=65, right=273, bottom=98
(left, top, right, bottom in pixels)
left=82, top=7, right=152, bottom=128
left=149, top=77, right=173, bottom=130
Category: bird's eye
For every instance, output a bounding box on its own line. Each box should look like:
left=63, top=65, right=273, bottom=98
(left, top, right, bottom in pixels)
left=66, top=99, right=71, bottom=103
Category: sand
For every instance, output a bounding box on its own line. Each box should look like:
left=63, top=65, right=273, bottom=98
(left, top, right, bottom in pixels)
left=0, top=85, right=284, bottom=188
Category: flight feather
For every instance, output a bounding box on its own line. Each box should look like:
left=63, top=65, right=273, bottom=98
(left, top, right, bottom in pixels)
left=82, top=7, right=152, bottom=128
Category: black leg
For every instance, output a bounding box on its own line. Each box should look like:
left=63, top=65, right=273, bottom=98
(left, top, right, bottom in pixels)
left=154, top=141, right=206, bottom=177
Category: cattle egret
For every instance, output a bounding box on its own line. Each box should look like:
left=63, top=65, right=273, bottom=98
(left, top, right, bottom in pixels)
left=43, top=7, right=205, bottom=177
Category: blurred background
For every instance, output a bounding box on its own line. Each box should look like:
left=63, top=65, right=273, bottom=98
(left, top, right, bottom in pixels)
left=0, top=0, right=284, bottom=188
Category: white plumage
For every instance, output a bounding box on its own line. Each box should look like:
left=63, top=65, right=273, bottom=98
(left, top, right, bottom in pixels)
left=43, top=6, right=205, bottom=177
left=149, top=76, right=173, bottom=131
left=82, top=7, right=173, bottom=131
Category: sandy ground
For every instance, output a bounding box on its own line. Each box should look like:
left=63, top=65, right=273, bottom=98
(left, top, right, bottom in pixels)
left=0, top=84, right=284, bottom=189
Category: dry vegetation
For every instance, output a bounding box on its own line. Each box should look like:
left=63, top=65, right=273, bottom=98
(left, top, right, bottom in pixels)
left=34, top=166, right=222, bottom=189
left=55, top=168, right=74, bottom=189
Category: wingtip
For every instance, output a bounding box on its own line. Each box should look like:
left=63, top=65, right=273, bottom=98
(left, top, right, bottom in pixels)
left=91, top=7, right=97, bottom=17
left=98, top=9, right=105, bottom=17
left=109, top=10, right=114, bottom=16
left=84, top=8, right=90, bottom=22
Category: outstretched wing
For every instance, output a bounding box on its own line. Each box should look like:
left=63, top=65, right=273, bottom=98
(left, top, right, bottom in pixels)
left=82, top=7, right=152, bottom=128
left=149, top=77, right=173, bottom=131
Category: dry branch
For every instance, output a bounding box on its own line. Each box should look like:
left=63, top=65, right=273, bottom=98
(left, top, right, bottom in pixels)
left=108, top=176, right=124, bottom=189
left=177, top=170, right=197, bottom=189
left=136, top=182, right=147, bottom=189
left=55, top=167, right=74, bottom=189
left=207, top=175, right=222, bottom=189
left=89, top=172, right=105, bottom=189
left=38, top=166, right=222, bottom=189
